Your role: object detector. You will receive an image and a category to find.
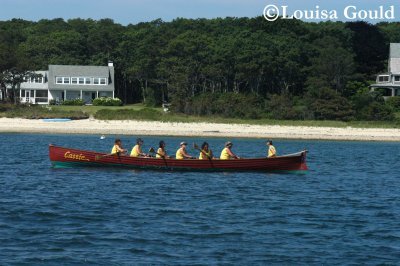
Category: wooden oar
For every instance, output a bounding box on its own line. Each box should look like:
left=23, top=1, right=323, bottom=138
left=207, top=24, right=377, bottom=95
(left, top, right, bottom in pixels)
left=193, top=143, right=211, bottom=159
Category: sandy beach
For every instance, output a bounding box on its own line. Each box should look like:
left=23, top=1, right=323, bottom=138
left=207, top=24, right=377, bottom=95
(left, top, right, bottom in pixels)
left=0, top=117, right=399, bottom=141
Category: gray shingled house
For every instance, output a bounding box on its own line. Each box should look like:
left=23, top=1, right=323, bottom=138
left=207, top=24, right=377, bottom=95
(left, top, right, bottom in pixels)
left=18, top=63, right=115, bottom=104
left=370, top=43, right=400, bottom=98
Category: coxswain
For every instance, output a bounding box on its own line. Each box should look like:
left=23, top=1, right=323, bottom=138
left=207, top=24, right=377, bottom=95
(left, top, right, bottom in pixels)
left=266, top=140, right=277, bottom=158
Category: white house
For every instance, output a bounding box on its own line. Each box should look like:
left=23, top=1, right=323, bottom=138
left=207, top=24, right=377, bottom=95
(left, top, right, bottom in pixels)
left=17, top=62, right=115, bottom=104
left=370, top=43, right=400, bottom=97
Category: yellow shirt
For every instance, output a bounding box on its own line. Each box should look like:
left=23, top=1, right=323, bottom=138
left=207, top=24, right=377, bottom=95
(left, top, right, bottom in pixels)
left=268, top=145, right=276, bottom=158
left=199, top=149, right=212, bottom=160
left=176, top=148, right=184, bottom=160
left=220, top=148, right=230, bottom=160
left=130, top=144, right=141, bottom=157
left=156, top=148, right=166, bottom=158
left=111, top=144, right=120, bottom=154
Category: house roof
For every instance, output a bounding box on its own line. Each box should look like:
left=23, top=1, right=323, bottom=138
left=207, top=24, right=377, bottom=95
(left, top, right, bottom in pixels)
left=48, top=64, right=115, bottom=91
left=49, top=65, right=111, bottom=77
left=390, top=43, right=400, bottom=58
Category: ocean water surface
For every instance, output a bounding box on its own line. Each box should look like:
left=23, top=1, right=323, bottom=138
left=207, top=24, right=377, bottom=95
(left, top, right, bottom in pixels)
left=0, top=133, right=399, bottom=264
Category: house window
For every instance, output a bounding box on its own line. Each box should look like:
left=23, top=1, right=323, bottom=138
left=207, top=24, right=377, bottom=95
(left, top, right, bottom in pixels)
left=85, top=78, right=91, bottom=84
left=93, top=78, right=99, bottom=85
left=394, top=76, right=400, bottom=82
left=35, top=90, right=48, bottom=97
left=56, top=77, right=63, bottom=84
left=100, top=78, right=107, bottom=85
left=99, top=91, right=112, bottom=97
left=378, top=76, right=389, bottom=82
left=63, top=77, right=70, bottom=84
left=79, top=78, right=85, bottom=84
left=71, top=77, right=78, bottom=84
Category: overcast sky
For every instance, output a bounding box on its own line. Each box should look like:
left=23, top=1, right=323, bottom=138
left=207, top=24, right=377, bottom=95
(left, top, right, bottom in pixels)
left=0, top=0, right=399, bottom=24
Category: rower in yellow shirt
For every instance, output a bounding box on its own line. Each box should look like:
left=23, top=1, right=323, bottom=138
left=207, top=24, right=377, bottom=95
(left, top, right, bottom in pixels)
left=130, top=138, right=150, bottom=157
left=220, top=141, right=240, bottom=160
left=176, top=142, right=195, bottom=159
left=111, top=139, right=127, bottom=154
left=266, top=140, right=277, bottom=158
left=199, top=142, right=214, bottom=159
left=156, top=140, right=171, bottom=159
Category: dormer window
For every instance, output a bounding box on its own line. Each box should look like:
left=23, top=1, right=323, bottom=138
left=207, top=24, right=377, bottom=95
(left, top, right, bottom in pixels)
left=378, top=75, right=390, bottom=83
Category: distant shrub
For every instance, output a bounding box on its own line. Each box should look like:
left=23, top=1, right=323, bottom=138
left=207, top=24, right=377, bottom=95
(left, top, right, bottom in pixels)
left=182, top=93, right=264, bottom=119
left=266, top=94, right=302, bottom=120
left=49, top=99, right=56, bottom=105
left=93, top=97, right=122, bottom=106
left=95, top=108, right=161, bottom=120
left=0, top=103, right=14, bottom=112
left=2, top=104, right=88, bottom=119
left=386, top=97, right=400, bottom=112
left=305, top=88, right=355, bottom=121
left=62, top=99, right=84, bottom=106
left=352, top=91, right=395, bottom=121
left=357, top=102, right=395, bottom=121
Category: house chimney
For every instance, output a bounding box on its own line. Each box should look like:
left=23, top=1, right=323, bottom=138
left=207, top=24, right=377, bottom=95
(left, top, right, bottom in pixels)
left=108, top=61, right=114, bottom=67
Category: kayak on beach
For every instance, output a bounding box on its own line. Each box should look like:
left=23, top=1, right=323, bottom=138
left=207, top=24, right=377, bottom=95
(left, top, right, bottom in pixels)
left=49, top=144, right=308, bottom=172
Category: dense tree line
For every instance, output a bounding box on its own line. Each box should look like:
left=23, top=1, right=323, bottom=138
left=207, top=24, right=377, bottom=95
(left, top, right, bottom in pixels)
left=0, top=17, right=399, bottom=121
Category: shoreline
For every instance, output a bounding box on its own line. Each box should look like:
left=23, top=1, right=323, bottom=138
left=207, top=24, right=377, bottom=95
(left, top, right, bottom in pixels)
left=0, top=118, right=400, bottom=142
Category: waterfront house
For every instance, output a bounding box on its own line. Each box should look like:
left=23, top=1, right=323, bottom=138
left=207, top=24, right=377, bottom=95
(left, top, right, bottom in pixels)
left=17, top=62, right=115, bottom=104
left=370, top=43, right=400, bottom=98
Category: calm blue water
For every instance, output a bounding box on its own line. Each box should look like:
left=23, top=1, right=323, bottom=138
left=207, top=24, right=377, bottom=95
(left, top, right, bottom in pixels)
left=0, top=133, right=399, bottom=265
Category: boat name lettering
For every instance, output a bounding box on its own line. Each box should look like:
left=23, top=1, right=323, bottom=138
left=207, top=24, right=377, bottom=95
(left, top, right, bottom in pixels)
left=64, top=151, right=90, bottom=161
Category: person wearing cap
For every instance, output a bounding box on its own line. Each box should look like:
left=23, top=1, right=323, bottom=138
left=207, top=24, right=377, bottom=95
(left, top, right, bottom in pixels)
left=130, top=138, right=149, bottom=157
left=220, top=141, right=240, bottom=160
left=199, top=142, right=214, bottom=160
left=111, top=138, right=127, bottom=155
left=176, top=142, right=195, bottom=159
left=266, top=140, right=277, bottom=158
left=156, top=140, right=171, bottom=159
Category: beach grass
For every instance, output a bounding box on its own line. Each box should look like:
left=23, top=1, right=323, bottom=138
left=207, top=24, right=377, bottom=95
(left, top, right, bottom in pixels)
left=51, top=103, right=160, bottom=115
left=94, top=107, right=400, bottom=129
left=0, top=104, right=88, bottom=119
left=1, top=103, right=399, bottom=128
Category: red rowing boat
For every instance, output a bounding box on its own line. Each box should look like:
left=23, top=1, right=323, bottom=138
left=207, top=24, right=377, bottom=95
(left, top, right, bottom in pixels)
left=49, top=145, right=308, bottom=172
